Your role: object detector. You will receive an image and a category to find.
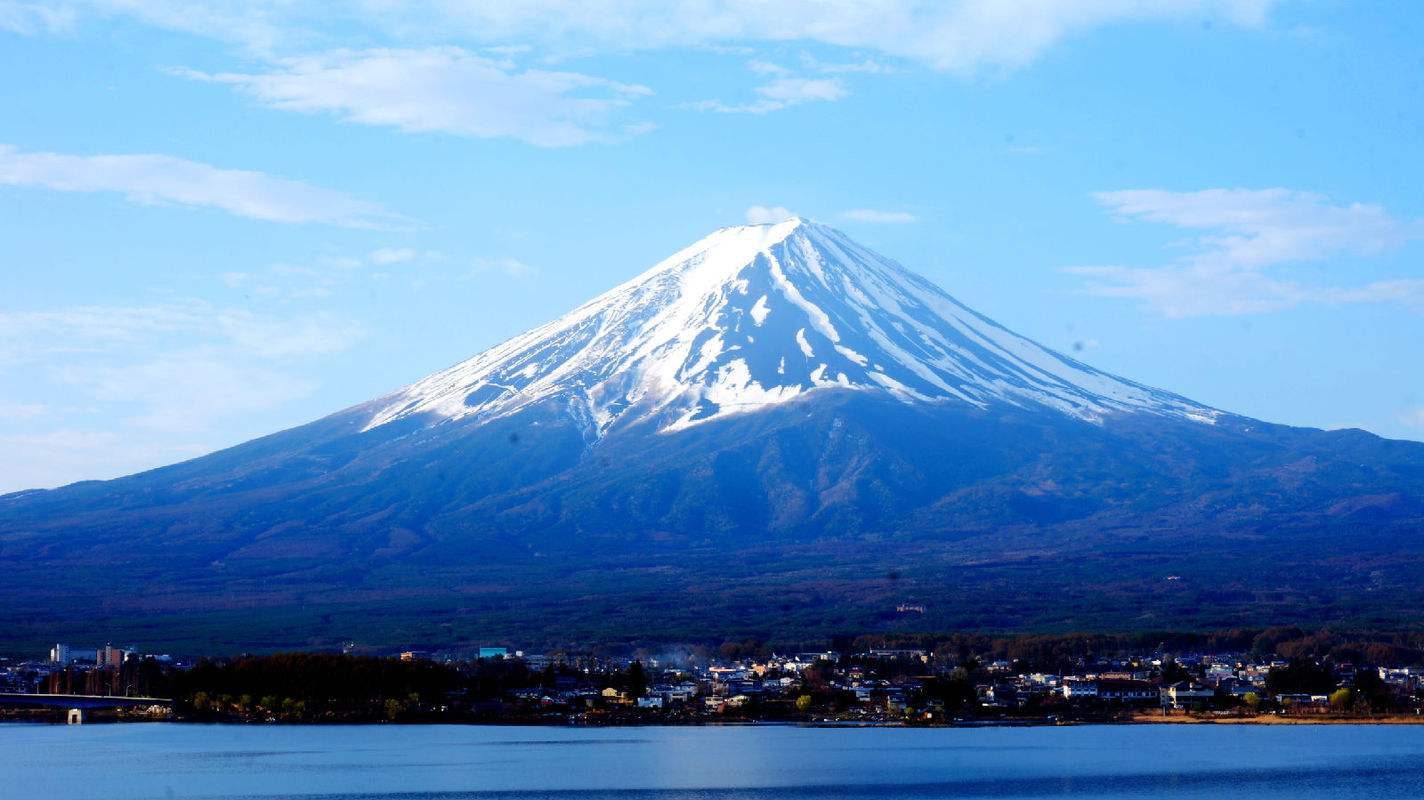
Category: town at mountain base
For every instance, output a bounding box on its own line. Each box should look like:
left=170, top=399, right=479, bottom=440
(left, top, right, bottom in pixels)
left=2, top=220, right=1423, bottom=652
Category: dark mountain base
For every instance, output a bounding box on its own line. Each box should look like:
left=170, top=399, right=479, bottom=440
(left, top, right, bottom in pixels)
left=3, top=518, right=1424, bottom=655
left=3, top=393, right=1423, bottom=654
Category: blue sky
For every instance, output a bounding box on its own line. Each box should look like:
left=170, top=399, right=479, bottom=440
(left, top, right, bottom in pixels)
left=2, top=1, right=1422, bottom=491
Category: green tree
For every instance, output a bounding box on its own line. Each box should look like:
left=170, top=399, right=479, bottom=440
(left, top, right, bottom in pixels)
left=1243, top=692, right=1261, bottom=712
left=384, top=698, right=403, bottom=721
left=795, top=694, right=813, bottom=712
left=1329, top=688, right=1354, bottom=711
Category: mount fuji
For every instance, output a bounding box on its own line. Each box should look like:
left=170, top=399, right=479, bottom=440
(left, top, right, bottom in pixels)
left=3, top=219, right=1424, bottom=652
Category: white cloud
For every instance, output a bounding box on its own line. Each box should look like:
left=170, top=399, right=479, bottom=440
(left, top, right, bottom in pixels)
left=52, top=349, right=318, bottom=434
left=0, top=402, right=48, bottom=421
left=61, top=1, right=1283, bottom=75
left=0, top=300, right=361, bottom=364
left=1068, top=189, right=1424, bottom=317
left=179, top=47, right=653, bottom=147
left=0, top=429, right=210, bottom=493
left=0, top=1, right=75, bottom=34
left=0, top=143, right=407, bottom=227
left=689, top=76, right=847, bottom=114
left=747, top=59, right=791, bottom=75
left=470, top=256, right=538, bottom=279
left=0, top=299, right=363, bottom=491
left=745, top=205, right=798, bottom=224
left=799, top=53, right=895, bottom=74
left=758, top=77, right=845, bottom=103
left=369, top=247, right=418, bottom=265
left=1399, top=407, right=1424, bottom=431
left=840, top=208, right=918, bottom=224
left=224, top=250, right=447, bottom=300
left=1093, top=189, right=1413, bottom=267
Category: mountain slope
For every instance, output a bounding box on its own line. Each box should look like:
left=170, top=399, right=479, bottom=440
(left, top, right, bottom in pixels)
left=2, top=220, right=1423, bottom=653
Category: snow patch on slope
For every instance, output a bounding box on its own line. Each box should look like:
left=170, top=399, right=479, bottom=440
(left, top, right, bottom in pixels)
left=365, top=218, right=1218, bottom=436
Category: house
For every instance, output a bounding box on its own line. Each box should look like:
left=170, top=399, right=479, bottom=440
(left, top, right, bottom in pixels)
left=600, top=687, right=631, bottom=704
left=1096, top=679, right=1157, bottom=704
left=1161, top=682, right=1215, bottom=709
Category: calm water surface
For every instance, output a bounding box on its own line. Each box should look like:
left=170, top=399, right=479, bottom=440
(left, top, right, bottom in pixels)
left=4, top=722, right=1424, bottom=799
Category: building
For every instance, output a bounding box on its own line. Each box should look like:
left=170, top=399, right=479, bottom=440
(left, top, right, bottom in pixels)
left=1096, top=679, right=1158, bottom=703
left=478, top=647, right=509, bottom=660
left=1161, top=682, right=1215, bottom=709
left=49, top=643, right=71, bottom=664
left=96, top=645, right=127, bottom=667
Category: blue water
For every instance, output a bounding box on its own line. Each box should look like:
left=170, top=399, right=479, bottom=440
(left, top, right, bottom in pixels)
left=4, top=722, right=1424, bottom=799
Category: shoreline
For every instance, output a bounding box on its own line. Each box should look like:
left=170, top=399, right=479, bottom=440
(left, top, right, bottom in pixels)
left=8, top=712, right=1424, bottom=728
left=1128, top=712, right=1424, bottom=725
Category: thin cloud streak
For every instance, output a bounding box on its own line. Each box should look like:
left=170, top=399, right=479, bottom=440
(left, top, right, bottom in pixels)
left=178, top=48, right=654, bottom=147
left=688, top=76, right=847, bottom=114
left=841, top=209, right=918, bottom=224
left=0, top=143, right=409, bottom=228
left=44, top=1, right=1286, bottom=74
left=1069, top=188, right=1424, bottom=317
left=745, top=205, right=797, bottom=224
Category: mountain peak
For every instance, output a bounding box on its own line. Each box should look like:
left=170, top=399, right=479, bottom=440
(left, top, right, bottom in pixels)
left=364, top=222, right=1218, bottom=436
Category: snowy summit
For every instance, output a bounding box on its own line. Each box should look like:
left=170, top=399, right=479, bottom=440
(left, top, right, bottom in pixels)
left=366, top=218, right=1216, bottom=437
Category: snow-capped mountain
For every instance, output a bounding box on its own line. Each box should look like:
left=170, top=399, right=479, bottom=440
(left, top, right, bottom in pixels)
left=4, top=219, right=1423, bottom=652
left=367, top=218, right=1215, bottom=437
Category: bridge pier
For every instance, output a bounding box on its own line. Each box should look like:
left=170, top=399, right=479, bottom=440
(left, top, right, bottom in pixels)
left=67, top=708, right=83, bottom=725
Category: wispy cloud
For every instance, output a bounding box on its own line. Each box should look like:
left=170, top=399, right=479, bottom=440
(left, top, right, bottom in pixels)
left=0, top=401, right=48, bottom=421
left=178, top=47, right=653, bottom=147
left=689, top=76, right=846, bottom=114
left=222, top=249, right=446, bottom=301
left=369, top=247, right=419, bottom=265
left=745, top=205, right=798, bottom=224
left=49, top=2, right=1285, bottom=75
left=799, top=53, right=894, bottom=75
left=0, top=300, right=361, bottom=364
left=0, top=1, right=75, bottom=34
left=52, top=350, right=319, bottom=434
left=747, top=59, right=792, bottom=76
left=0, top=143, right=408, bottom=227
left=1400, top=407, right=1424, bottom=430
left=840, top=208, right=918, bottom=224
left=469, top=256, right=538, bottom=279
left=1068, top=189, right=1424, bottom=317
left=0, top=298, right=363, bottom=491
left=0, top=429, right=209, bottom=494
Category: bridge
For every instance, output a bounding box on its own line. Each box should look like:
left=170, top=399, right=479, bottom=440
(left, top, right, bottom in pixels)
left=0, top=692, right=173, bottom=724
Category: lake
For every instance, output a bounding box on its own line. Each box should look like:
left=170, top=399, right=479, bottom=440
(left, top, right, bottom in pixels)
left=4, top=722, right=1424, bottom=799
